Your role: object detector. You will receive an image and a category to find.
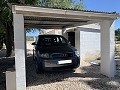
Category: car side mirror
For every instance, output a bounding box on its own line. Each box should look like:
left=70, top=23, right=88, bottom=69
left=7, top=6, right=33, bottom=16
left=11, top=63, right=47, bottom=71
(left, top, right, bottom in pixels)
left=32, top=42, right=37, bottom=45
left=69, top=41, right=71, bottom=44
left=68, top=41, right=71, bottom=45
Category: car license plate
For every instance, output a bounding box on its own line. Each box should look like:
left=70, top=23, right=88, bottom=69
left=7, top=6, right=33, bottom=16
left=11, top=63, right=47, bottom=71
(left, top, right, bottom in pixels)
left=58, top=60, right=72, bottom=64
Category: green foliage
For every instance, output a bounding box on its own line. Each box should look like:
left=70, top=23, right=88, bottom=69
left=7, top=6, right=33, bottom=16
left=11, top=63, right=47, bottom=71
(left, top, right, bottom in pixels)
left=0, top=0, right=39, bottom=51
left=115, top=28, right=120, bottom=36
left=38, top=0, right=84, bottom=9
left=26, top=36, right=34, bottom=41
left=38, top=0, right=72, bottom=8
left=0, top=0, right=39, bottom=31
left=72, top=0, right=85, bottom=10
left=116, top=36, right=120, bottom=41
left=0, top=22, right=4, bottom=34
left=115, top=28, right=120, bottom=41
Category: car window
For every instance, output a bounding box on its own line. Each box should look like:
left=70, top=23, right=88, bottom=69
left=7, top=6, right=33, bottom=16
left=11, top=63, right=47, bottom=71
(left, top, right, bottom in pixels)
left=59, top=37, right=66, bottom=44
left=38, top=36, right=68, bottom=46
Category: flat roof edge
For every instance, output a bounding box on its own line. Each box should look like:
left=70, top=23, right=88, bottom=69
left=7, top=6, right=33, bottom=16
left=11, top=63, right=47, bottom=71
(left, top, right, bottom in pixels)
left=12, top=4, right=120, bottom=20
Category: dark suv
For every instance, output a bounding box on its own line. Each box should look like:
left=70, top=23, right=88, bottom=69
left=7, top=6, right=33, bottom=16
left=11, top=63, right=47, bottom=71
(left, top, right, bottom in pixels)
left=32, top=35, right=80, bottom=73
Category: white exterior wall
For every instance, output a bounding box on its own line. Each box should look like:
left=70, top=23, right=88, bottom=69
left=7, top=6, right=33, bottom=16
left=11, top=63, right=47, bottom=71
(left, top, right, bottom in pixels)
left=75, top=30, right=80, bottom=53
left=43, top=29, right=62, bottom=35
left=77, top=28, right=100, bottom=61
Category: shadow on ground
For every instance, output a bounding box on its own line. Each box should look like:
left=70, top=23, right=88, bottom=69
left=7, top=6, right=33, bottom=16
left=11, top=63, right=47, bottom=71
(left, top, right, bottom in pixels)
left=0, top=57, right=15, bottom=90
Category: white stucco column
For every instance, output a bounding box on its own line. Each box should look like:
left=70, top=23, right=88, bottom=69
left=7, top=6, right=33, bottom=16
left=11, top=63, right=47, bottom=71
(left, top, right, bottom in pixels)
left=100, top=20, right=115, bottom=77
left=13, top=14, right=26, bottom=90
left=62, top=28, right=68, bottom=39
left=75, top=29, right=80, bottom=54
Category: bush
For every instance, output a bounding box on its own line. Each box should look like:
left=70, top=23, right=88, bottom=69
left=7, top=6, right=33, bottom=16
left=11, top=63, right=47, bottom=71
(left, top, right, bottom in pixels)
left=115, top=36, right=120, bottom=41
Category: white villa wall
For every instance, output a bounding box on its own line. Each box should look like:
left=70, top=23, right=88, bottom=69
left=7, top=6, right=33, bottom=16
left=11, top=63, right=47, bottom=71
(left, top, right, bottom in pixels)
left=44, top=29, right=62, bottom=35
left=78, top=28, right=100, bottom=61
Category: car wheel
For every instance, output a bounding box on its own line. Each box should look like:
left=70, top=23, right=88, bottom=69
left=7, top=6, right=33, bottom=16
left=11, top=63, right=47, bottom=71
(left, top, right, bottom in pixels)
left=36, top=64, right=40, bottom=74
left=33, top=49, right=35, bottom=61
left=74, top=60, right=80, bottom=69
left=35, top=63, right=44, bottom=74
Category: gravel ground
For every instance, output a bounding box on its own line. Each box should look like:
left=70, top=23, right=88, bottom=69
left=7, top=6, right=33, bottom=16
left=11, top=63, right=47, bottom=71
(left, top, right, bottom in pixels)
left=0, top=49, right=120, bottom=90
left=26, top=58, right=120, bottom=90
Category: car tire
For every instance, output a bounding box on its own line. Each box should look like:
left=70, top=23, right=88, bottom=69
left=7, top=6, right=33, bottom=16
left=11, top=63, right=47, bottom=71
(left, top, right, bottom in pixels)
left=33, top=49, right=35, bottom=61
left=36, top=64, right=40, bottom=74
left=35, top=63, right=44, bottom=74
left=74, top=60, right=80, bottom=69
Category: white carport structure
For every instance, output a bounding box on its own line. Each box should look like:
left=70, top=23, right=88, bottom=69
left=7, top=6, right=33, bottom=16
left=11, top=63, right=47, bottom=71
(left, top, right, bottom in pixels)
left=11, top=4, right=120, bottom=90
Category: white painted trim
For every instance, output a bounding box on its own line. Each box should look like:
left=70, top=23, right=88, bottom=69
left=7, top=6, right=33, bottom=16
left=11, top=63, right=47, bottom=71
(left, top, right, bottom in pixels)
left=13, top=14, right=26, bottom=90
left=12, top=5, right=120, bottom=20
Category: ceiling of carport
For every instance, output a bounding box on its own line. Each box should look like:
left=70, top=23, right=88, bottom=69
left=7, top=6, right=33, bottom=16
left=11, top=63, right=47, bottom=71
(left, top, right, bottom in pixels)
left=24, top=16, right=89, bottom=29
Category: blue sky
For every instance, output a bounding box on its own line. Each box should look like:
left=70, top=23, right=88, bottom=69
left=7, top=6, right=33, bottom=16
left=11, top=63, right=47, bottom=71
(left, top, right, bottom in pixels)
left=26, top=0, right=120, bottom=36
left=82, top=0, right=120, bottom=29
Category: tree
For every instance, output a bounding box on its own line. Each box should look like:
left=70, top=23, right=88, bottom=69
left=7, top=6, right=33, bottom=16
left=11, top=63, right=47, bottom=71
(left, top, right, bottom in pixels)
left=0, top=22, right=5, bottom=49
left=115, top=28, right=120, bottom=41
left=72, top=0, right=85, bottom=10
left=39, top=0, right=72, bottom=8
left=0, top=0, right=38, bottom=57
left=38, top=0, right=84, bottom=9
left=115, top=28, right=120, bottom=36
